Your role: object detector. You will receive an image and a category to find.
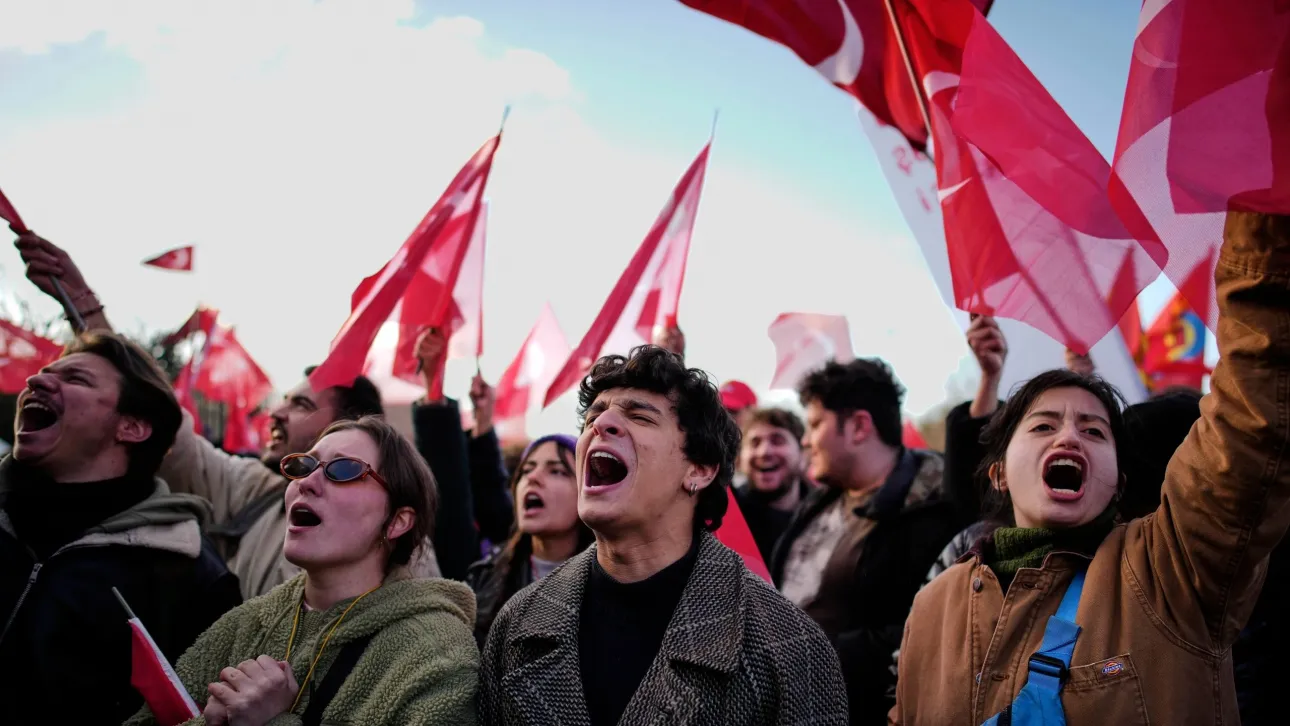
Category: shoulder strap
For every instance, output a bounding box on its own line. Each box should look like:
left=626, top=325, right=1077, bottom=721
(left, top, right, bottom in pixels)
left=300, top=633, right=374, bottom=726
left=1024, top=569, right=1087, bottom=693
left=1055, top=569, right=1085, bottom=622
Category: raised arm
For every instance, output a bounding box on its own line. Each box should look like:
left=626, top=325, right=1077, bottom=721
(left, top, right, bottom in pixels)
left=1136, top=210, right=1290, bottom=649
left=15, top=232, right=113, bottom=332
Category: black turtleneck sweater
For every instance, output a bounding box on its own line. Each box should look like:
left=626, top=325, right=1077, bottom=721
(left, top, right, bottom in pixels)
left=579, top=535, right=700, bottom=726
left=3, top=460, right=154, bottom=559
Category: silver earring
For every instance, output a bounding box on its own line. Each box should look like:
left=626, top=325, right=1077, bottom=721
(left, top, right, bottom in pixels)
left=688, top=481, right=698, bottom=496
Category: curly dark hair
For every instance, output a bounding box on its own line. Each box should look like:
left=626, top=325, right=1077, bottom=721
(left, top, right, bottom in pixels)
left=975, top=369, right=1129, bottom=525
left=797, top=358, right=906, bottom=448
left=577, top=345, right=741, bottom=531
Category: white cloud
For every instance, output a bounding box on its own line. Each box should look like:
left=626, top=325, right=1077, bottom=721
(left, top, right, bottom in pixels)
left=0, top=2, right=972, bottom=437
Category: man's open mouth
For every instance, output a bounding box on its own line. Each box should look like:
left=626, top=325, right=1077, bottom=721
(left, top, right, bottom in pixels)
left=752, top=459, right=783, bottom=474
left=288, top=503, right=322, bottom=528
left=1043, top=456, right=1085, bottom=494
left=269, top=422, right=287, bottom=446
left=587, top=450, right=628, bottom=488
left=17, top=399, right=59, bottom=433
left=522, top=492, right=545, bottom=512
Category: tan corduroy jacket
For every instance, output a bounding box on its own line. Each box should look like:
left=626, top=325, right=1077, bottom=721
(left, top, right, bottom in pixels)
left=891, top=211, right=1290, bottom=725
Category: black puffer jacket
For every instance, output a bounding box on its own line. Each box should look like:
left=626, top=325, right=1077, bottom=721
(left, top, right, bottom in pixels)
left=0, top=459, right=241, bottom=725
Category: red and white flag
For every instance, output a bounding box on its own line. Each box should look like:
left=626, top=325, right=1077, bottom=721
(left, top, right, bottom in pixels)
left=142, top=246, right=194, bottom=272
left=767, top=312, right=854, bottom=390
left=126, top=615, right=199, bottom=725
left=493, top=304, right=570, bottom=438
left=311, top=134, right=500, bottom=394
left=678, top=0, right=992, bottom=150
left=163, top=306, right=219, bottom=348
left=544, top=142, right=711, bottom=406
left=0, top=319, right=62, bottom=394
left=194, top=325, right=273, bottom=412
left=363, top=202, right=490, bottom=404
left=1110, top=0, right=1290, bottom=331
left=893, top=0, right=1159, bottom=354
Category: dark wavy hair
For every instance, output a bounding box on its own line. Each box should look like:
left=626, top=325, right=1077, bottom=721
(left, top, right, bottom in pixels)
left=577, top=345, right=741, bottom=531
left=63, top=332, right=181, bottom=478
left=975, top=369, right=1129, bottom=525
left=798, top=358, right=906, bottom=448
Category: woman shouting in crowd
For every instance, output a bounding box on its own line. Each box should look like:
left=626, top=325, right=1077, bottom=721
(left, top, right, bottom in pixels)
left=891, top=211, right=1290, bottom=724
left=467, top=433, right=595, bottom=645
left=126, top=416, right=479, bottom=726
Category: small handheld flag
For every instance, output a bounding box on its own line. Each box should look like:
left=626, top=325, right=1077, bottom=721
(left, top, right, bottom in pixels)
left=113, top=588, right=200, bottom=725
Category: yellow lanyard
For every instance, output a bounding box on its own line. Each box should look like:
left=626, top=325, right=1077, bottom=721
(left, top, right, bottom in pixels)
left=283, top=585, right=379, bottom=713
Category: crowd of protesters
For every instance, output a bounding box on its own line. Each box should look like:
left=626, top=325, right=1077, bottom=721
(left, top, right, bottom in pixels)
left=0, top=208, right=1288, bottom=725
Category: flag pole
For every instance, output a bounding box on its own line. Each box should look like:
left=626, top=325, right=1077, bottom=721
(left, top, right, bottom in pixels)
left=111, top=587, right=138, bottom=620
left=9, top=224, right=85, bottom=332
left=881, top=0, right=934, bottom=159
left=710, top=108, right=720, bottom=140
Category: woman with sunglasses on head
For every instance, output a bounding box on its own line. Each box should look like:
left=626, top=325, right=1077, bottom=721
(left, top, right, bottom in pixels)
left=891, top=212, right=1290, bottom=725
left=466, top=434, right=594, bottom=645
left=126, top=416, right=479, bottom=726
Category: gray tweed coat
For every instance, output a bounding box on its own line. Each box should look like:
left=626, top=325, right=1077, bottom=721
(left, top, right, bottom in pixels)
left=478, top=530, right=849, bottom=725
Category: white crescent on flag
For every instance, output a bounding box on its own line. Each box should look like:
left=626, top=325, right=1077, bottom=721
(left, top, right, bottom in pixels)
left=813, top=0, right=865, bottom=86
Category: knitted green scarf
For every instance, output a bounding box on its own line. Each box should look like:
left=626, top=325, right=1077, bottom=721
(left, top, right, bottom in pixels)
left=986, top=507, right=1118, bottom=588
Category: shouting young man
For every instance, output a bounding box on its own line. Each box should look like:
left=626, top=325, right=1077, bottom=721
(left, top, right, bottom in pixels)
left=479, top=345, right=847, bottom=726
left=0, top=333, right=241, bottom=724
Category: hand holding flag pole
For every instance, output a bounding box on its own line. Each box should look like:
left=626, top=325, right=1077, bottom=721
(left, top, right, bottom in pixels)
left=6, top=222, right=86, bottom=333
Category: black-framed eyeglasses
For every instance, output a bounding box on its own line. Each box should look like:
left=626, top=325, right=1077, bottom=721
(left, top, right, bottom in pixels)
left=280, top=454, right=387, bottom=487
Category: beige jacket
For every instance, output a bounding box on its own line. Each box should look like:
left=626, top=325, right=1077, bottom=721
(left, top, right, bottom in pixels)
left=160, top=411, right=440, bottom=599
left=890, top=211, right=1290, bottom=724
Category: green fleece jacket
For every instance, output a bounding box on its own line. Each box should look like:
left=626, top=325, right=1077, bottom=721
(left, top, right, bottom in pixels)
left=124, top=572, right=479, bottom=726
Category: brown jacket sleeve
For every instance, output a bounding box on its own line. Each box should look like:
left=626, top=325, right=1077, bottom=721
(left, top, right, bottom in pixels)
left=1131, top=211, right=1290, bottom=650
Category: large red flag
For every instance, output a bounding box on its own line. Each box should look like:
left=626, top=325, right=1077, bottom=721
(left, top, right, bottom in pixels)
left=1110, top=0, right=1290, bottom=331
left=363, top=201, right=489, bottom=402
left=544, top=142, right=711, bottom=406
left=0, top=319, right=62, bottom=394
left=894, top=0, right=1159, bottom=354
left=310, top=134, right=500, bottom=393
left=142, top=246, right=194, bottom=272
left=494, top=304, right=570, bottom=438
left=767, top=312, right=854, bottom=390
left=677, top=0, right=992, bottom=150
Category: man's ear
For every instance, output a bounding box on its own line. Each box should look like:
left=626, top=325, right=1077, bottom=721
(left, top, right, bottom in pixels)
left=846, top=410, right=874, bottom=446
left=116, top=416, right=153, bottom=446
left=685, top=462, right=720, bottom=494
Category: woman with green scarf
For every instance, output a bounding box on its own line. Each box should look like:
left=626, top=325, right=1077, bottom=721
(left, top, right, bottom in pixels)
left=890, top=212, right=1290, bottom=724
left=125, top=416, right=479, bottom=725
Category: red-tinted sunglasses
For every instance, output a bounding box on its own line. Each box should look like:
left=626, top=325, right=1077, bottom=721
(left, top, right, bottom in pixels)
left=280, top=454, right=387, bottom=487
